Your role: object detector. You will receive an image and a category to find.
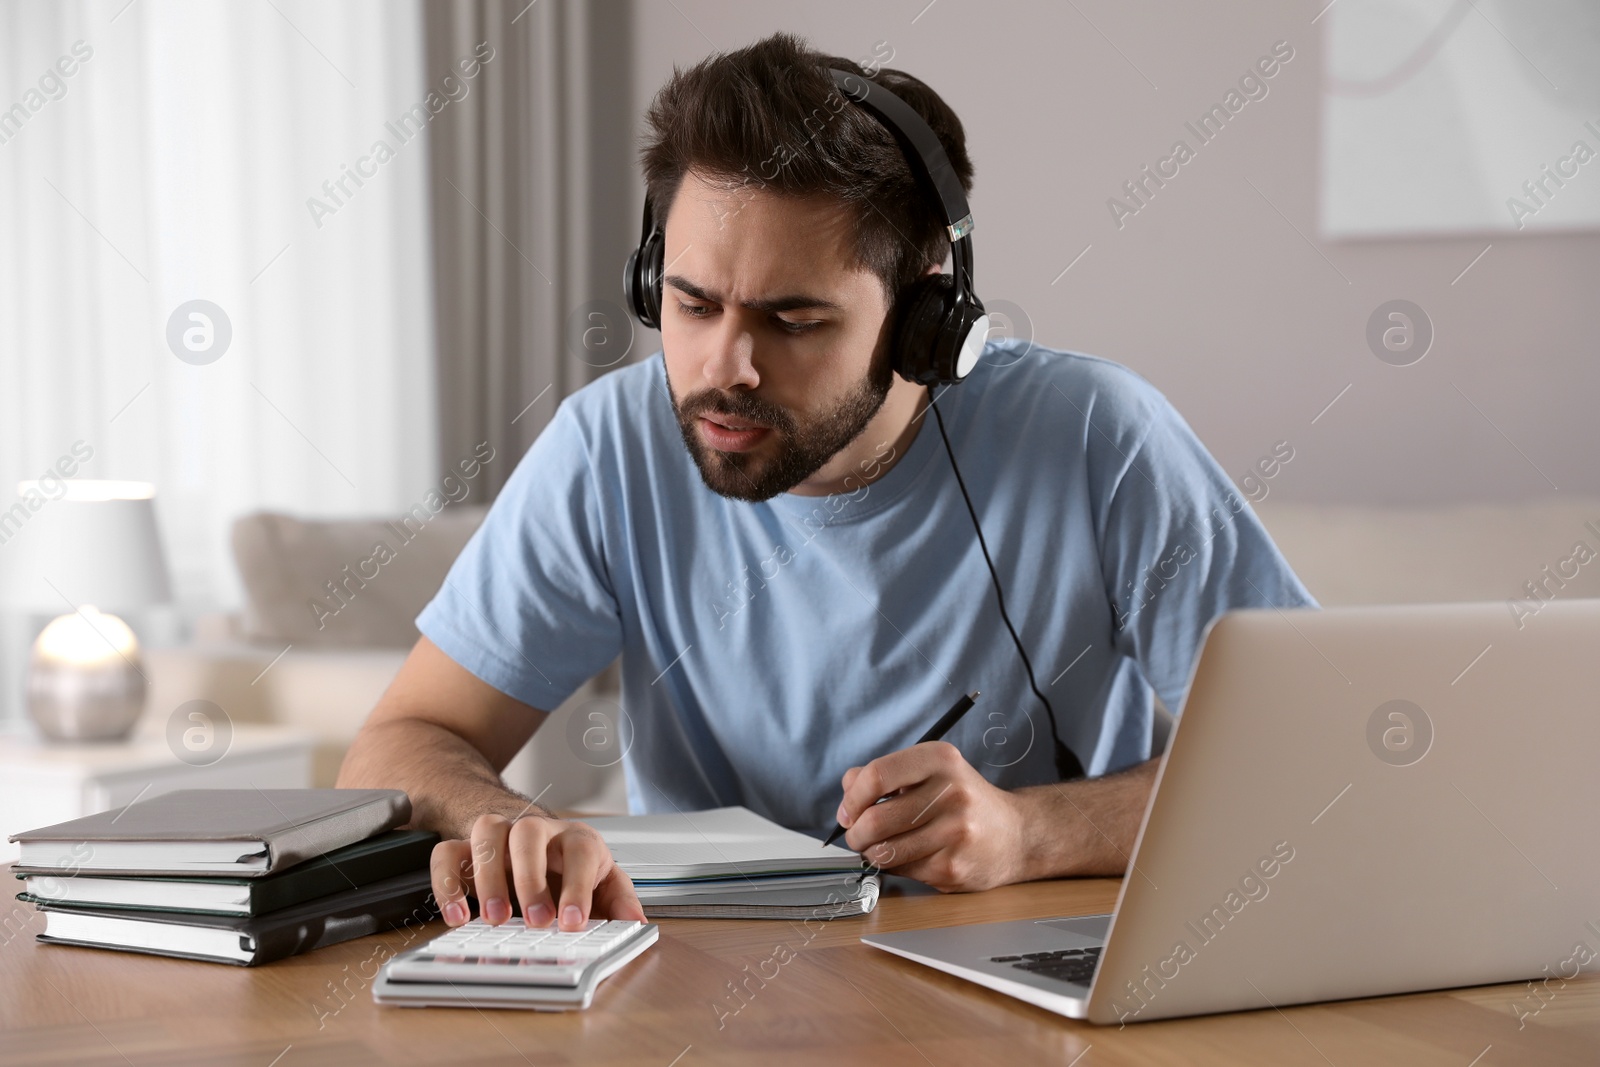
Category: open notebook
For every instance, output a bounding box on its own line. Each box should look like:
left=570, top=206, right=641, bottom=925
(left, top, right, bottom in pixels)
left=582, top=806, right=879, bottom=919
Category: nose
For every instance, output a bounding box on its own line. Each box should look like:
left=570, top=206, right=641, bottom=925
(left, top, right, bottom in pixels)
left=701, top=314, right=760, bottom=393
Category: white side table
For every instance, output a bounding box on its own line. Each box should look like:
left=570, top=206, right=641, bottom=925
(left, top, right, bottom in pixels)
left=0, top=724, right=315, bottom=862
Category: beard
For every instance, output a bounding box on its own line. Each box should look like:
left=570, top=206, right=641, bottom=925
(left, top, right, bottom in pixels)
left=665, top=348, right=895, bottom=503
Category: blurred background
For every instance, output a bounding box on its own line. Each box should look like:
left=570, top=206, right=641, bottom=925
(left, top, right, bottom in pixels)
left=0, top=0, right=1597, bottom=840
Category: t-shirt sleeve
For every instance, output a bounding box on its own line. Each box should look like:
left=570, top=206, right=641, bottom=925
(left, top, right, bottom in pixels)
left=1090, top=376, right=1317, bottom=717
left=414, top=399, right=623, bottom=712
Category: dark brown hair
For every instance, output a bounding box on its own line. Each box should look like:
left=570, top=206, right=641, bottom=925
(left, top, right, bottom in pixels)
left=638, top=31, right=975, bottom=306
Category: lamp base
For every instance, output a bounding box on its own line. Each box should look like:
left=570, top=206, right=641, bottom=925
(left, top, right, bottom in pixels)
left=27, top=657, right=148, bottom=743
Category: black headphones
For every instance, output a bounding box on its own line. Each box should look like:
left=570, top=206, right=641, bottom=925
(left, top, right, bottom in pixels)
left=624, top=67, right=991, bottom=388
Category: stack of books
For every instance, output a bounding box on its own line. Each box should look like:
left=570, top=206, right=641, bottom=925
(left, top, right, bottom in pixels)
left=9, top=788, right=439, bottom=965
left=582, top=806, right=880, bottom=919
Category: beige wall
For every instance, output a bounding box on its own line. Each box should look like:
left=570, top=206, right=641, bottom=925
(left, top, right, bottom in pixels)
left=626, top=0, right=1600, bottom=506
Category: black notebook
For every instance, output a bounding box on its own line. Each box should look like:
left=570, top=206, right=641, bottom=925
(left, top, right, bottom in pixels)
left=9, top=789, right=411, bottom=876
left=33, top=869, right=439, bottom=966
left=16, top=830, right=439, bottom=916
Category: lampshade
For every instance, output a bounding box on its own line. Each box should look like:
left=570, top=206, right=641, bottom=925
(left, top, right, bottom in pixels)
left=0, top=481, right=172, bottom=613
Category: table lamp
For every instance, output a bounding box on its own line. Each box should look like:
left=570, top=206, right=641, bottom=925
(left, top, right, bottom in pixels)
left=0, top=480, right=173, bottom=742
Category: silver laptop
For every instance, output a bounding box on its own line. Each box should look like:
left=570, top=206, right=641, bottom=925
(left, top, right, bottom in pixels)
left=863, top=599, right=1600, bottom=1024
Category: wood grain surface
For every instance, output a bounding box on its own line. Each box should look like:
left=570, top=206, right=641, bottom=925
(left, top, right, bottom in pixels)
left=3, top=862, right=1597, bottom=1065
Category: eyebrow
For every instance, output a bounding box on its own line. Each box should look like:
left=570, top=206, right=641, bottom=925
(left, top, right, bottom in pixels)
left=664, top=274, right=844, bottom=314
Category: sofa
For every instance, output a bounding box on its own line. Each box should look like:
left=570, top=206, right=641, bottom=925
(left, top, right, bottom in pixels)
left=142, top=494, right=1600, bottom=811
left=144, top=506, right=627, bottom=812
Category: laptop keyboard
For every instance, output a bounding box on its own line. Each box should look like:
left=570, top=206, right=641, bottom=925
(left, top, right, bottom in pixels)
left=990, top=946, right=1101, bottom=986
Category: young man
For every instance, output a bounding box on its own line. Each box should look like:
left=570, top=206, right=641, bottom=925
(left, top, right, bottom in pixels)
left=338, top=32, right=1315, bottom=933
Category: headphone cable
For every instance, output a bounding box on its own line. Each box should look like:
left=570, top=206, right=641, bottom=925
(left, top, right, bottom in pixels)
left=928, top=391, right=1087, bottom=783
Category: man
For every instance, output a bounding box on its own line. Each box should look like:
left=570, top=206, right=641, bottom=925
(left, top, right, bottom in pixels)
left=338, top=32, right=1316, bottom=933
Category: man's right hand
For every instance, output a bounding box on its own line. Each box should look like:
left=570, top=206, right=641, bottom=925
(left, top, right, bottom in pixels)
left=336, top=637, right=646, bottom=931
left=430, top=812, right=647, bottom=930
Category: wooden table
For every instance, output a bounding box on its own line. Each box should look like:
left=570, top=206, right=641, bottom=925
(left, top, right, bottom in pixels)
left=3, top=868, right=1597, bottom=1066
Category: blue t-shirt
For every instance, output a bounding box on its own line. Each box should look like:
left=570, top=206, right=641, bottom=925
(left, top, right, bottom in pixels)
left=416, top=338, right=1317, bottom=835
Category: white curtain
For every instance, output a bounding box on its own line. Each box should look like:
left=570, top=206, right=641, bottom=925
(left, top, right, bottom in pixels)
left=1, top=0, right=438, bottom=601
left=0, top=0, right=438, bottom=719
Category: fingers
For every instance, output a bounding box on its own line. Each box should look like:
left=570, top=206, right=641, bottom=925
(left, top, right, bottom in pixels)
left=866, top=820, right=971, bottom=890
left=843, top=774, right=953, bottom=853
left=468, top=813, right=515, bottom=925
left=852, top=778, right=998, bottom=893
left=854, top=785, right=987, bottom=890
left=880, top=803, right=999, bottom=893
left=430, top=839, right=475, bottom=927
left=437, top=814, right=642, bottom=930
left=838, top=741, right=960, bottom=836
left=548, top=822, right=608, bottom=930
left=592, top=865, right=648, bottom=924
left=509, top=815, right=556, bottom=928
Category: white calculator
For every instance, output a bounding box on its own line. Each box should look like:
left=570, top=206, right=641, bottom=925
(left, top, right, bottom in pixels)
left=372, top=917, right=660, bottom=1010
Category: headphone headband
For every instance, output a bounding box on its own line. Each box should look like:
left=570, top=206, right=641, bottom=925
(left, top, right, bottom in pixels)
left=827, top=68, right=979, bottom=317
left=827, top=70, right=972, bottom=242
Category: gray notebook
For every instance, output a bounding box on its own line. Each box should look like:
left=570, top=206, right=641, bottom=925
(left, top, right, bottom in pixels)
left=9, top=789, right=411, bottom=877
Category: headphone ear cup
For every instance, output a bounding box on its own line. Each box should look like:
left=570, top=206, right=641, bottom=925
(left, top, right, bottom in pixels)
left=625, top=228, right=666, bottom=330
left=623, top=246, right=648, bottom=327
left=643, top=230, right=665, bottom=328
left=891, top=274, right=955, bottom=385
left=946, top=296, right=990, bottom=382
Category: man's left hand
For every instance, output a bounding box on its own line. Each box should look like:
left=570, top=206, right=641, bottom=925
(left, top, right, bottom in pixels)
left=837, top=740, right=1030, bottom=892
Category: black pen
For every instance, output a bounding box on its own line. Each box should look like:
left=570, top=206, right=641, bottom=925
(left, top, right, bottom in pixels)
left=822, top=691, right=982, bottom=849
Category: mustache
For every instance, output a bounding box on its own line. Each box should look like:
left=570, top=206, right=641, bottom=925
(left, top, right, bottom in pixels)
left=678, top=389, right=793, bottom=433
